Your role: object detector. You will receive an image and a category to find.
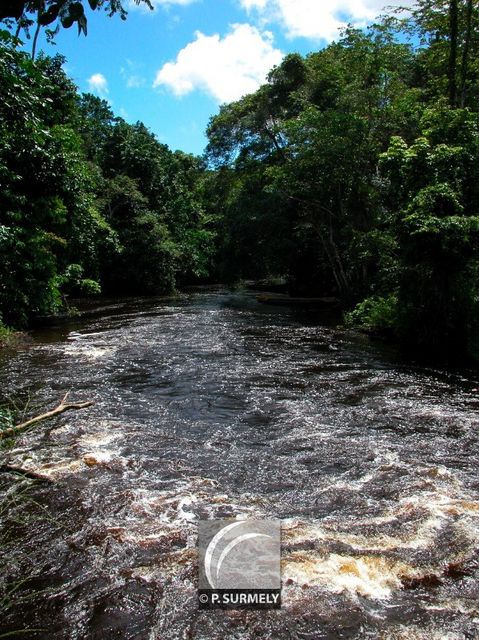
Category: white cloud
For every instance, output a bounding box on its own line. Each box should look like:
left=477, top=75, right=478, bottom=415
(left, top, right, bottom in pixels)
left=150, top=0, right=197, bottom=3
left=240, top=0, right=417, bottom=42
left=153, top=23, right=283, bottom=103
left=127, top=0, right=197, bottom=10
left=240, top=0, right=268, bottom=9
left=126, top=75, right=145, bottom=88
left=87, top=72, right=109, bottom=97
left=120, top=59, right=146, bottom=88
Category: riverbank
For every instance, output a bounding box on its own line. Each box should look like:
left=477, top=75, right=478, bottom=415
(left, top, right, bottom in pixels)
left=0, top=326, right=30, bottom=350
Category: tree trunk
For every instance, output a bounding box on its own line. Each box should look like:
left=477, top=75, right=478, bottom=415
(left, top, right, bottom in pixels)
left=31, top=0, right=44, bottom=60
left=460, top=0, right=474, bottom=107
left=448, top=0, right=459, bottom=107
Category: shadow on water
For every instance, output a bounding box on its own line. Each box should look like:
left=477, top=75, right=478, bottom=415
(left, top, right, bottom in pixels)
left=0, top=289, right=478, bottom=639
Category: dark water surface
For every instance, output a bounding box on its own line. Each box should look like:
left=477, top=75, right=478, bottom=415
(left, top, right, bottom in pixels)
left=1, top=290, right=478, bottom=639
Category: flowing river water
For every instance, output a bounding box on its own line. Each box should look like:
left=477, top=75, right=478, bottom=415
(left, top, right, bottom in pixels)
left=0, top=289, right=478, bottom=639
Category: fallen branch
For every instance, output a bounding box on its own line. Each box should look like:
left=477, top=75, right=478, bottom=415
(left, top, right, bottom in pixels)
left=0, top=464, right=54, bottom=482
left=0, top=392, right=94, bottom=440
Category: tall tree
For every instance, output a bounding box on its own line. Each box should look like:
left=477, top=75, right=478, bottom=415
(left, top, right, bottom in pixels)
left=460, top=0, right=474, bottom=106
left=448, top=0, right=459, bottom=105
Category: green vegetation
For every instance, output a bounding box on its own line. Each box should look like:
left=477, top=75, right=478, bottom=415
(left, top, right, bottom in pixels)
left=0, top=29, right=215, bottom=329
left=1, top=0, right=479, bottom=362
left=0, top=325, right=14, bottom=348
left=205, top=0, right=479, bottom=361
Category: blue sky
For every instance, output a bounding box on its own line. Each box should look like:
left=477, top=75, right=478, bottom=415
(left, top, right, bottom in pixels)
left=32, top=0, right=414, bottom=155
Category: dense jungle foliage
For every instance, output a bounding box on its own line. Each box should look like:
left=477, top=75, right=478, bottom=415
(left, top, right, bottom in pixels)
left=1, top=0, right=478, bottom=360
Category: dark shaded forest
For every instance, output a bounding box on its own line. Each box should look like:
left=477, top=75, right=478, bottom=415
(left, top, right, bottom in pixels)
left=1, top=0, right=479, bottom=361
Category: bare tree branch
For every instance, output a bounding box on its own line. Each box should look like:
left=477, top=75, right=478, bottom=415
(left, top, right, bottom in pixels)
left=0, top=393, right=94, bottom=440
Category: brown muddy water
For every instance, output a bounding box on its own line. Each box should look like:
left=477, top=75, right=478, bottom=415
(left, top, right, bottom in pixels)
left=0, top=289, right=478, bottom=639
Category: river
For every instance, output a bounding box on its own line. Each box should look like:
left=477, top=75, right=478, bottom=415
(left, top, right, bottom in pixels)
left=0, top=289, right=478, bottom=639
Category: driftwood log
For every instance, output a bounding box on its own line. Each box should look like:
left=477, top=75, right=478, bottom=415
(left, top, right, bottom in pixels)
left=0, top=392, right=94, bottom=440
left=0, top=463, right=54, bottom=482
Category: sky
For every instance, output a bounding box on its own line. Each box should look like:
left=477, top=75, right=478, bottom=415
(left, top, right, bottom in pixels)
left=32, top=0, right=415, bottom=156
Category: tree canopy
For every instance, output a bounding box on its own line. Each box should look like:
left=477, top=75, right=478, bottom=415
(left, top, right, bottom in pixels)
left=204, top=1, right=479, bottom=360
left=1, top=0, right=479, bottom=362
left=0, top=30, right=215, bottom=326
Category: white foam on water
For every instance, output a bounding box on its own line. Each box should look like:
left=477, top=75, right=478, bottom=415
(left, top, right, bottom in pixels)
left=77, top=431, right=121, bottom=449
left=282, top=551, right=417, bottom=600
left=381, top=626, right=464, bottom=640
left=280, top=479, right=479, bottom=601
left=424, top=599, right=479, bottom=617
left=63, top=343, right=115, bottom=360
left=6, top=423, right=126, bottom=478
left=61, top=331, right=117, bottom=360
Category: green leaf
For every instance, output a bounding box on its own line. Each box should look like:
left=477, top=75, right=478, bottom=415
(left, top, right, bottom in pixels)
left=38, top=5, right=60, bottom=25
left=60, top=14, right=74, bottom=28
left=68, top=2, right=84, bottom=20
left=77, top=14, right=87, bottom=35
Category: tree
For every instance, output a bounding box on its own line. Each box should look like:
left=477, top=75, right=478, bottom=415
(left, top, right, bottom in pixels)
left=0, top=32, right=68, bottom=325
left=77, top=92, right=117, bottom=162
left=404, top=0, right=479, bottom=108
left=98, top=174, right=177, bottom=294
left=0, top=23, right=212, bottom=331
left=448, top=0, right=459, bottom=105
left=0, top=32, right=116, bottom=325
left=459, top=0, right=474, bottom=106
left=94, top=120, right=214, bottom=293
left=205, top=25, right=420, bottom=298
left=362, top=108, right=479, bottom=354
